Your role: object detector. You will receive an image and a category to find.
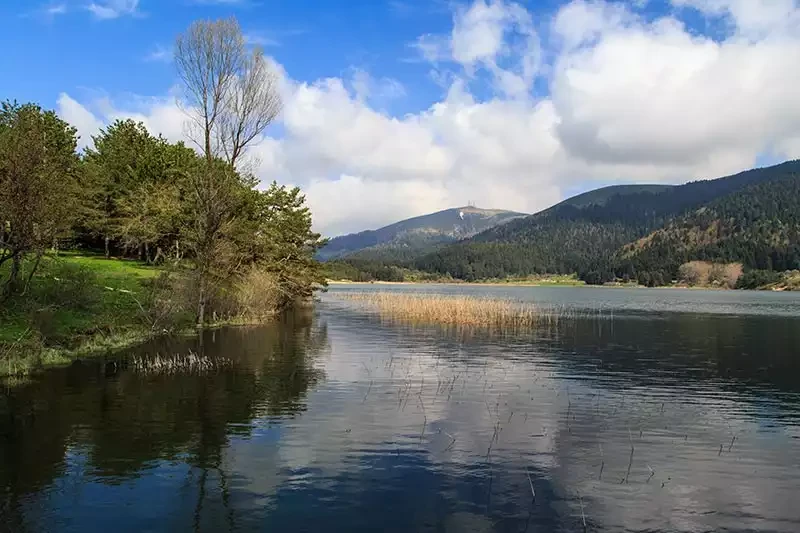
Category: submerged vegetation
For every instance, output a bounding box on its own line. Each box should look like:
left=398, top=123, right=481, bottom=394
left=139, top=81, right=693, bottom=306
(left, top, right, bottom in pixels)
left=129, top=351, right=235, bottom=375
left=337, top=292, right=545, bottom=330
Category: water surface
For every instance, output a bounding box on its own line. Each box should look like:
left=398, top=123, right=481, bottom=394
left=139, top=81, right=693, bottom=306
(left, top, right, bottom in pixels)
left=1, top=286, right=799, bottom=532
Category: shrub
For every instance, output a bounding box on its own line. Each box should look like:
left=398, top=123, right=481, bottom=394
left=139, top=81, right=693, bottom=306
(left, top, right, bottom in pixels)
left=30, top=261, right=102, bottom=311
left=736, top=269, right=783, bottom=289
left=232, top=266, right=284, bottom=320
left=678, top=261, right=712, bottom=286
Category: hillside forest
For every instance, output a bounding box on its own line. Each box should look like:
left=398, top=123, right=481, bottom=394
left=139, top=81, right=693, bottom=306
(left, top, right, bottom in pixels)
left=326, top=161, right=800, bottom=289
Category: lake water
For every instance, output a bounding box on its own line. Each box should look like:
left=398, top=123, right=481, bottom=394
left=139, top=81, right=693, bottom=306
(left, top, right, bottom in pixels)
left=1, top=285, right=799, bottom=532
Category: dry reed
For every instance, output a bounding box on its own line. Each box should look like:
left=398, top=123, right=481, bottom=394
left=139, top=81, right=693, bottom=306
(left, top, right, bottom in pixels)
left=337, top=292, right=545, bottom=330
left=130, top=351, right=234, bottom=375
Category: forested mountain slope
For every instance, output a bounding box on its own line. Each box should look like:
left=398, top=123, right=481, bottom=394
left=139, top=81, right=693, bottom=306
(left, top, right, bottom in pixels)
left=555, top=184, right=673, bottom=209
left=317, top=207, right=525, bottom=261
left=415, top=160, right=800, bottom=282
left=620, top=173, right=800, bottom=282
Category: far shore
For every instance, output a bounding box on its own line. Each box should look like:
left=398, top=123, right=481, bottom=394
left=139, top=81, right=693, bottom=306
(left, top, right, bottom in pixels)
left=325, top=279, right=794, bottom=291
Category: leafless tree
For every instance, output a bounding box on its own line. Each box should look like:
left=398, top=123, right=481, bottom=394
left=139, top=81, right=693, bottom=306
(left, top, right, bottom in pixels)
left=174, top=17, right=282, bottom=327
left=175, top=17, right=282, bottom=167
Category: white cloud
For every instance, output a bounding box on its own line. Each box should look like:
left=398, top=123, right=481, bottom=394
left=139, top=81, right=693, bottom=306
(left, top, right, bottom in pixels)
left=243, top=32, right=280, bottom=47
left=55, top=0, right=800, bottom=236
left=46, top=3, right=68, bottom=16
left=86, top=0, right=139, bottom=20
left=551, top=0, right=800, bottom=170
left=414, top=0, right=541, bottom=98
left=671, top=0, right=799, bottom=37
left=143, top=44, right=171, bottom=63
left=57, top=93, right=104, bottom=149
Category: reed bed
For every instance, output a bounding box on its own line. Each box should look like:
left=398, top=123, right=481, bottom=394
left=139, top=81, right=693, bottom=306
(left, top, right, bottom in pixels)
left=337, top=292, right=549, bottom=330
left=130, top=351, right=234, bottom=375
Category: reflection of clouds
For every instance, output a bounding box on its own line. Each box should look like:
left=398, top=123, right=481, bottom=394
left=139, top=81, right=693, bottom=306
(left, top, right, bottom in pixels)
left=224, top=302, right=800, bottom=531
left=13, top=299, right=799, bottom=531
left=221, top=309, right=569, bottom=517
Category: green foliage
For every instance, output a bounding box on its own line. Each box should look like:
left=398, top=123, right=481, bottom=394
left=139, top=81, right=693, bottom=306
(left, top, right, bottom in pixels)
left=622, top=173, right=800, bottom=281
left=414, top=161, right=800, bottom=286
left=0, top=101, right=80, bottom=296
left=240, top=182, right=328, bottom=302
left=1, top=255, right=154, bottom=346
left=735, top=269, right=784, bottom=290
left=1, top=95, right=328, bottom=372
left=80, top=119, right=197, bottom=259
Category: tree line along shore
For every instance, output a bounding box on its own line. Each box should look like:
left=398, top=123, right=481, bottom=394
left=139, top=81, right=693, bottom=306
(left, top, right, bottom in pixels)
left=1, top=18, right=326, bottom=377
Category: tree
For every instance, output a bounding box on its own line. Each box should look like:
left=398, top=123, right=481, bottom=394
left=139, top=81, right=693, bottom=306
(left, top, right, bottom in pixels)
left=175, top=17, right=281, bottom=167
left=182, top=159, right=252, bottom=325
left=174, top=16, right=283, bottom=326
left=82, top=120, right=169, bottom=257
left=0, top=101, right=79, bottom=298
left=242, top=182, right=328, bottom=303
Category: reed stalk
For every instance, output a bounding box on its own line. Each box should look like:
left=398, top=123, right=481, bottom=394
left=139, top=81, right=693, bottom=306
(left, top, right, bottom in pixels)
left=336, top=292, right=551, bottom=330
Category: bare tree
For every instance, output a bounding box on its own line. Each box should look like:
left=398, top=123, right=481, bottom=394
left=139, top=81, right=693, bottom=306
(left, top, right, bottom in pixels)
left=174, top=17, right=282, bottom=327
left=175, top=17, right=282, bottom=167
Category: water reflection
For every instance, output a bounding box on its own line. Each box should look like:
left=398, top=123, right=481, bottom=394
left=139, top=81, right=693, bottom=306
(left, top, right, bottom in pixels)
left=1, top=299, right=799, bottom=532
left=0, top=309, right=326, bottom=533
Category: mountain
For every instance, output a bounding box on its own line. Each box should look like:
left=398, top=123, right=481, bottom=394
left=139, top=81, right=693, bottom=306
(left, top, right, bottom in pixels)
left=317, top=206, right=526, bottom=262
left=414, top=160, right=800, bottom=283
left=620, top=172, right=800, bottom=280
left=556, top=184, right=673, bottom=209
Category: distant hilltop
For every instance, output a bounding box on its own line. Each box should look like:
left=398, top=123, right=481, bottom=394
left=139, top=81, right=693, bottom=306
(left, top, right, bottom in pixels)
left=316, top=206, right=527, bottom=262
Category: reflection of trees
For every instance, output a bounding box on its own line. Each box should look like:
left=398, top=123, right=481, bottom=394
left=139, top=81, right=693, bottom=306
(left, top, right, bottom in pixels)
left=0, top=308, right=327, bottom=531
left=536, top=313, right=800, bottom=393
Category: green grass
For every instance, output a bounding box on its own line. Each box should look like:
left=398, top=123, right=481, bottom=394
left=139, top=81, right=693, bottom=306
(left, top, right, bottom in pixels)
left=0, top=251, right=169, bottom=377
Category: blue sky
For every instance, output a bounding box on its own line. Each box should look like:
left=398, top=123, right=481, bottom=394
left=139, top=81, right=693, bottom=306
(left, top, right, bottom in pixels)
left=2, top=0, right=799, bottom=236
left=3, top=0, right=469, bottom=113
left=0, top=0, right=715, bottom=111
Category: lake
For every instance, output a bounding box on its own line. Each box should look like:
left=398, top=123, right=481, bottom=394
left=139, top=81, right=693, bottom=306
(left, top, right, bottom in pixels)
left=1, top=285, right=799, bottom=532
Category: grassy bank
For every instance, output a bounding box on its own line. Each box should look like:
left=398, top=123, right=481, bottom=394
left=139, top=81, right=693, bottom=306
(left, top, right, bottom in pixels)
left=0, top=251, right=313, bottom=379
left=337, top=292, right=547, bottom=330
left=0, top=252, right=172, bottom=377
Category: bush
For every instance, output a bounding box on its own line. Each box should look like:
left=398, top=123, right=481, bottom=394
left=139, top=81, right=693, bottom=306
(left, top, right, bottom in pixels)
left=232, top=266, right=283, bottom=320
left=29, top=261, right=102, bottom=311
left=679, top=261, right=708, bottom=286
left=139, top=270, right=195, bottom=332
left=736, top=269, right=782, bottom=289
left=679, top=261, right=742, bottom=288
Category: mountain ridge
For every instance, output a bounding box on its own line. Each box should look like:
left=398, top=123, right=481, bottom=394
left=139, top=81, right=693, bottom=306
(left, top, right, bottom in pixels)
left=317, top=206, right=526, bottom=262
left=415, top=160, right=800, bottom=283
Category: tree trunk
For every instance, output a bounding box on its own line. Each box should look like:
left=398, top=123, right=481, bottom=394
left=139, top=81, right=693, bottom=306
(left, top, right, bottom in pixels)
left=144, top=242, right=150, bottom=264
left=197, top=276, right=206, bottom=329
left=21, top=252, right=43, bottom=296
left=10, top=254, right=21, bottom=292
left=2, top=253, right=22, bottom=299
left=104, top=236, right=110, bottom=258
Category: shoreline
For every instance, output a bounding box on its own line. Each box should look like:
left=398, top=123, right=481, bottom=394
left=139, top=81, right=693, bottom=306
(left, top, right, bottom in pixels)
left=325, top=280, right=794, bottom=291
left=325, top=279, right=587, bottom=288
left=1, top=317, right=278, bottom=382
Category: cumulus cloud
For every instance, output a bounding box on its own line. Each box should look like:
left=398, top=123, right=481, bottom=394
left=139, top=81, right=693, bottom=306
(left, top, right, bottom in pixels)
left=56, top=0, right=800, bottom=236
left=57, top=93, right=104, bottom=149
